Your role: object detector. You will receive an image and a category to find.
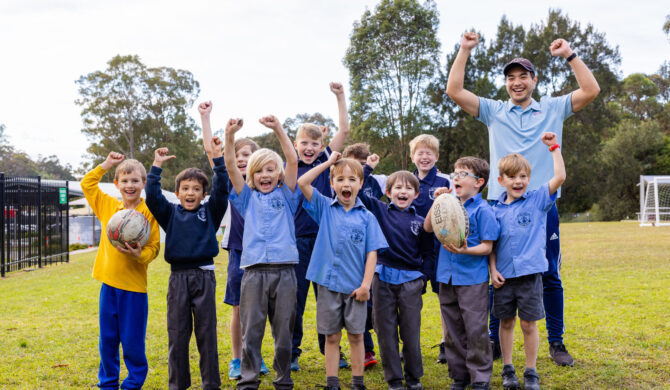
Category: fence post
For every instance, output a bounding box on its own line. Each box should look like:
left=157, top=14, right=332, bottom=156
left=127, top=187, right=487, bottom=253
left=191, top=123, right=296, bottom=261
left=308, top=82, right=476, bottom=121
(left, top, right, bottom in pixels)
left=1, top=172, right=5, bottom=277
left=66, top=180, right=69, bottom=263
left=38, top=176, right=42, bottom=269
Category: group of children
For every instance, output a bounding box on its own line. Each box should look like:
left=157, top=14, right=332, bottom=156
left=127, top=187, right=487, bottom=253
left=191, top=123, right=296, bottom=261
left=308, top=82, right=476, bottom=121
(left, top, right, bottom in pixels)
left=82, top=82, right=566, bottom=390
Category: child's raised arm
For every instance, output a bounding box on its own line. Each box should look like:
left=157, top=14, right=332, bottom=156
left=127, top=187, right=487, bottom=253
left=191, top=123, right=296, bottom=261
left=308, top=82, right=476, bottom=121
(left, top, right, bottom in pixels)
left=297, top=151, right=341, bottom=202
left=327, top=82, right=350, bottom=152
left=259, top=115, right=298, bottom=191
left=224, top=118, right=245, bottom=195
left=198, top=101, right=215, bottom=168
left=541, top=132, right=566, bottom=195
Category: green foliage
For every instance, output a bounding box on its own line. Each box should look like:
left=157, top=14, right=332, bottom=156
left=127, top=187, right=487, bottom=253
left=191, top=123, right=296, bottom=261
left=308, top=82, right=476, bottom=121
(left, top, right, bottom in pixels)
left=344, top=0, right=441, bottom=171
left=76, top=55, right=209, bottom=190
left=597, top=120, right=665, bottom=220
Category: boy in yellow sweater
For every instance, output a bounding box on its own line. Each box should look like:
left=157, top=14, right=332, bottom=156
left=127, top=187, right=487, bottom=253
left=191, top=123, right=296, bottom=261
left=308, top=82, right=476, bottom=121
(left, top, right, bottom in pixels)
left=81, top=152, right=160, bottom=390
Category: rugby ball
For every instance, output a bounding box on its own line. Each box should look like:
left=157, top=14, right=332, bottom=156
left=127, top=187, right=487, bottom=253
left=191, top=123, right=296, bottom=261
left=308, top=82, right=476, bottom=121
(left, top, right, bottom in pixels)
left=106, top=209, right=150, bottom=250
left=431, top=193, right=469, bottom=248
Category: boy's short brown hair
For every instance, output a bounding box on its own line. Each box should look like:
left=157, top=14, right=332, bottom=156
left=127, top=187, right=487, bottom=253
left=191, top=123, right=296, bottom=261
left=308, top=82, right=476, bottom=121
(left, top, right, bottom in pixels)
left=454, top=156, right=490, bottom=192
left=330, top=158, right=364, bottom=182
left=234, top=138, right=259, bottom=154
left=342, top=143, right=371, bottom=161
left=498, top=153, right=531, bottom=178
left=114, top=159, right=146, bottom=181
left=409, top=134, right=439, bottom=156
left=175, top=168, right=209, bottom=193
left=386, top=170, right=419, bottom=193
left=295, top=123, right=324, bottom=142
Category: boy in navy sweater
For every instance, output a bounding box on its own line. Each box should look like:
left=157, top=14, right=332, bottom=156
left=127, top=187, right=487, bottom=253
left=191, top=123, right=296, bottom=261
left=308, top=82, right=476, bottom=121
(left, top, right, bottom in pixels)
left=360, top=154, right=435, bottom=390
left=145, top=138, right=229, bottom=390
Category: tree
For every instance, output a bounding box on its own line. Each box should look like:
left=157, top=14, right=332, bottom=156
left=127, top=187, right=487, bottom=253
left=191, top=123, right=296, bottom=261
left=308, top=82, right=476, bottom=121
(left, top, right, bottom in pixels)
left=35, top=155, right=76, bottom=180
left=664, top=14, right=670, bottom=38
left=251, top=113, right=335, bottom=152
left=76, top=55, right=208, bottom=189
left=598, top=119, right=665, bottom=220
left=344, top=0, right=441, bottom=171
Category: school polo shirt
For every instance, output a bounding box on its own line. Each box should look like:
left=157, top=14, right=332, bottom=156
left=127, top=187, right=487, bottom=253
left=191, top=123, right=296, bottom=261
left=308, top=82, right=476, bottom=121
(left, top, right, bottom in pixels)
left=477, top=94, right=573, bottom=200
left=230, top=183, right=300, bottom=268
left=303, top=188, right=388, bottom=295
left=294, top=146, right=334, bottom=237
left=220, top=180, right=244, bottom=251
left=362, top=165, right=387, bottom=200
left=492, top=183, right=557, bottom=278
left=436, top=193, right=500, bottom=286
left=413, top=166, right=451, bottom=218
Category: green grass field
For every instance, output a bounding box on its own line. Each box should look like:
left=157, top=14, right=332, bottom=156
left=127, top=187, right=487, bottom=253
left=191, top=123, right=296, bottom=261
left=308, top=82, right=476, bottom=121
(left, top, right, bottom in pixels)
left=1, top=222, right=669, bottom=389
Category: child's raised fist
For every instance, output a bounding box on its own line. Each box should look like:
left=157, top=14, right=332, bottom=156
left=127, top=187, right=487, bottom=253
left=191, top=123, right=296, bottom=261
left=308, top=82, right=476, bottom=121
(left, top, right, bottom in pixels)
left=329, top=82, right=344, bottom=96
left=541, top=132, right=558, bottom=147
left=328, top=151, right=342, bottom=165
left=259, top=115, right=281, bottom=131
left=198, top=101, right=212, bottom=116
left=153, top=148, right=176, bottom=167
left=210, top=136, right=223, bottom=158
left=366, top=153, right=380, bottom=169
left=102, top=152, right=125, bottom=170
left=226, top=118, right=244, bottom=134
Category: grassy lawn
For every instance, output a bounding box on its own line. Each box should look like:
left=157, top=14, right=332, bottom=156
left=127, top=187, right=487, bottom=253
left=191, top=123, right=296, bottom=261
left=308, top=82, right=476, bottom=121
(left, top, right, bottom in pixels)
left=1, top=222, right=669, bottom=389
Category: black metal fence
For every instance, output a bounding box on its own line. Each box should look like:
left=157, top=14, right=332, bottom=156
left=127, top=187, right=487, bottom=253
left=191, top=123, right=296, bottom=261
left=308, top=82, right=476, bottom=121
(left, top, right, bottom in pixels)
left=1, top=173, right=69, bottom=277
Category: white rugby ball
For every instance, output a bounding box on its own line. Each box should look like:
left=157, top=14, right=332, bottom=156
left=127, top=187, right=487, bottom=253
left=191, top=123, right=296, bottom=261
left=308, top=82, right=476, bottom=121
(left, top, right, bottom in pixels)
left=106, top=209, right=150, bottom=250
left=431, top=193, right=469, bottom=248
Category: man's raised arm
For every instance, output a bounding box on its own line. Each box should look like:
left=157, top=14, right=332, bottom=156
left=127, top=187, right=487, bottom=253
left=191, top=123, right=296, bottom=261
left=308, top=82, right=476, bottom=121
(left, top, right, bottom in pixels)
left=550, top=39, right=600, bottom=112
left=446, top=32, right=481, bottom=117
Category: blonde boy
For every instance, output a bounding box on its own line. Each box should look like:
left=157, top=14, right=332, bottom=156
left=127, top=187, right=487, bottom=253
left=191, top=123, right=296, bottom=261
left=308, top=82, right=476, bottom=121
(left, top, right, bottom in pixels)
left=408, top=134, right=451, bottom=363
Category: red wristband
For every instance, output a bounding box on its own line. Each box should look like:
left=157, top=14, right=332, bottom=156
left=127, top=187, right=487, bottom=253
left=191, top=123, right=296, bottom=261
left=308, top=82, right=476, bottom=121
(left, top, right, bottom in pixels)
left=549, top=144, right=560, bottom=152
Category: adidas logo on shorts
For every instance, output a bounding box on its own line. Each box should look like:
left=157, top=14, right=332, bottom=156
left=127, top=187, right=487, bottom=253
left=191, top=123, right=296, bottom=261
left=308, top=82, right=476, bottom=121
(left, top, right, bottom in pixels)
left=550, top=233, right=559, bottom=240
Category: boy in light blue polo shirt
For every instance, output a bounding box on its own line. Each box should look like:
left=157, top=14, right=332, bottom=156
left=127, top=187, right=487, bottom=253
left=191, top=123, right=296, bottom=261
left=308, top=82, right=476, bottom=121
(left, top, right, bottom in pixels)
left=424, top=156, right=499, bottom=390
left=489, top=132, right=566, bottom=390
left=225, top=115, right=301, bottom=390
left=297, top=152, right=388, bottom=390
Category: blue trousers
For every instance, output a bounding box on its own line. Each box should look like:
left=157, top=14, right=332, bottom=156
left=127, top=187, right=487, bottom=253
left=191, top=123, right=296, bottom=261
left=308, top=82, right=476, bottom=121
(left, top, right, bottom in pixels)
left=489, top=203, right=565, bottom=344
left=98, top=283, right=149, bottom=390
left=293, top=235, right=375, bottom=358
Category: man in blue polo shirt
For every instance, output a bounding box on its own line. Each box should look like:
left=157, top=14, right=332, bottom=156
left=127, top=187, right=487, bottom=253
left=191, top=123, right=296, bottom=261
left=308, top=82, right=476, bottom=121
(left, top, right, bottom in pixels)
left=446, top=31, right=600, bottom=367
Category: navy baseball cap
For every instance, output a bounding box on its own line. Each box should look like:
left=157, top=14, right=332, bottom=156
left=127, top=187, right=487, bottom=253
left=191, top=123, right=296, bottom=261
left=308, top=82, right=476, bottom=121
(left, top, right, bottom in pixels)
left=503, top=58, right=536, bottom=76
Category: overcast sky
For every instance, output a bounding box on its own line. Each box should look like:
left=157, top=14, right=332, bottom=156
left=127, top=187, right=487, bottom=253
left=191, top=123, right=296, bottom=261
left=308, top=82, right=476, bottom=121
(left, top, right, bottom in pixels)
left=0, top=0, right=668, bottom=169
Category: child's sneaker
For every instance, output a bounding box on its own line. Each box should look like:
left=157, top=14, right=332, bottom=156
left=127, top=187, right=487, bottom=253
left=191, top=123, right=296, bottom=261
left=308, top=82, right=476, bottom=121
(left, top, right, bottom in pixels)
left=549, top=341, right=574, bottom=367
left=228, top=358, right=241, bottom=380
left=259, top=358, right=270, bottom=375
left=501, top=364, right=520, bottom=389
left=523, top=367, right=541, bottom=390
left=290, top=355, right=300, bottom=371
left=388, top=379, right=405, bottom=390
left=351, top=385, right=367, bottom=390
left=339, top=352, right=350, bottom=369
left=364, top=351, right=377, bottom=369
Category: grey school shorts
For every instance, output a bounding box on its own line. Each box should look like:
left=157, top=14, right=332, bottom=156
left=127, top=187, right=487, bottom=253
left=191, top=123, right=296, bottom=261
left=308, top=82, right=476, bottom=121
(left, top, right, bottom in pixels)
left=491, top=272, right=545, bottom=322
left=316, top=284, right=367, bottom=335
